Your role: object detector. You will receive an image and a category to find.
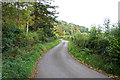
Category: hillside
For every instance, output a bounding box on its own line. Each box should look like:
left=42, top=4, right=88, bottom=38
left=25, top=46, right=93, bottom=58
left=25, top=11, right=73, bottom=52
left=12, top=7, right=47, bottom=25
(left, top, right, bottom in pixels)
left=54, top=21, right=88, bottom=36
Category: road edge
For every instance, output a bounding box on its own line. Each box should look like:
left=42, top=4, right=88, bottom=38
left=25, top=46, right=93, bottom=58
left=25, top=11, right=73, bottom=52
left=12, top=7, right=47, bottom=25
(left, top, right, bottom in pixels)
left=29, top=40, right=61, bottom=78
left=67, top=42, right=120, bottom=80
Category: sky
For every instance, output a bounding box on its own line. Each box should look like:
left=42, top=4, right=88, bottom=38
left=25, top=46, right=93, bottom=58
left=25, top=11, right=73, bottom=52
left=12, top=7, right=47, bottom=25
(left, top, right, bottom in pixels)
left=52, top=0, right=120, bottom=29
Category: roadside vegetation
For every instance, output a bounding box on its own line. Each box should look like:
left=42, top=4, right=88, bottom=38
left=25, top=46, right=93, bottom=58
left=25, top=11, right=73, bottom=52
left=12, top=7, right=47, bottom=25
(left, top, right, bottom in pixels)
left=66, top=19, right=120, bottom=77
left=2, top=39, right=60, bottom=78
left=2, top=0, right=60, bottom=78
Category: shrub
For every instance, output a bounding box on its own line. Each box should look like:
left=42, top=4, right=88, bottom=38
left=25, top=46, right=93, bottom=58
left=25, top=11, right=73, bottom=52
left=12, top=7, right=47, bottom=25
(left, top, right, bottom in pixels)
left=107, top=37, right=120, bottom=64
left=2, top=24, right=45, bottom=52
left=25, top=32, right=40, bottom=45
left=73, top=34, right=88, bottom=49
left=2, top=23, right=23, bottom=52
left=15, top=33, right=30, bottom=47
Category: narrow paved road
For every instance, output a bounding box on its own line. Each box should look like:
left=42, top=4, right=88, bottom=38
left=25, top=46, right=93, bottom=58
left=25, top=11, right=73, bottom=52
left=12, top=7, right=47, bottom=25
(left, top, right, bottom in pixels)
left=36, top=40, right=108, bottom=78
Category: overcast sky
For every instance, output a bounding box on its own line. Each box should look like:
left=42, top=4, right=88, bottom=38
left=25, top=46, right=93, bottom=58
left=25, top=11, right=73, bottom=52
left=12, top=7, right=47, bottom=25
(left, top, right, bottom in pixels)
left=52, top=0, right=120, bottom=29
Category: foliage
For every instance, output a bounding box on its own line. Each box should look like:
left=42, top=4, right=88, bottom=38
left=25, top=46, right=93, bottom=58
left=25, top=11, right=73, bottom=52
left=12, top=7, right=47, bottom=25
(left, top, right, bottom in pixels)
left=2, top=23, right=23, bottom=52
left=107, top=37, right=120, bottom=64
left=31, top=1, right=57, bottom=31
left=67, top=19, right=120, bottom=76
left=2, top=40, right=61, bottom=78
left=2, top=0, right=58, bottom=52
left=2, top=0, right=59, bottom=79
left=73, top=34, right=88, bottom=49
left=71, top=24, right=120, bottom=64
left=86, top=26, right=110, bottom=55
left=54, top=20, right=88, bottom=36
left=2, top=23, right=58, bottom=53
left=2, top=1, right=58, bottom=35
left=2, top=2, right=34, bottom=29
left=68, top=40, right=120, bottom=76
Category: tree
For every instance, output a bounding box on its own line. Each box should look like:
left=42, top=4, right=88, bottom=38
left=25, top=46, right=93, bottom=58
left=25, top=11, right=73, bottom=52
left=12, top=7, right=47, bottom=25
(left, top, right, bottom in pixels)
left=2, top=2, right=34, bottom=30
left=31, top=1, right=57, bottom=31
left=103, top=18, right=111, bottom=34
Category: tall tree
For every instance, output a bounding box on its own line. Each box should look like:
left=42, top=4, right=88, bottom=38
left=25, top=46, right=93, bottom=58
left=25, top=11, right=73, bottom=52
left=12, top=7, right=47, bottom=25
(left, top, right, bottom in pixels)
left=2, top=2, right=34, bottom=30
left=31, top=1, right=57, bottom=31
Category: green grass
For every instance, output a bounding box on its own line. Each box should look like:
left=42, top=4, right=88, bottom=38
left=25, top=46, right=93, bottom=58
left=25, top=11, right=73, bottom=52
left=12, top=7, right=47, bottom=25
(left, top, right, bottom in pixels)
left=2, top=39, right=61, bottom=78
left=68, top=40, right=120, bottom=76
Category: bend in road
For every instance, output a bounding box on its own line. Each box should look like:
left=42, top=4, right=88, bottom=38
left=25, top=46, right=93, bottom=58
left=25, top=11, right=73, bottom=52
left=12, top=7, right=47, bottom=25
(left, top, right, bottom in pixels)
left=36, top=40, right=109, bottom=78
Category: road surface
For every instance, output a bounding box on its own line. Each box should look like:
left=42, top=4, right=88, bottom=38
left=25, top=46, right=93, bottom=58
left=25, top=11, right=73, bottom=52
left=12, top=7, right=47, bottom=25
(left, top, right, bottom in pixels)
left=36, top=40, right=109, bottom=78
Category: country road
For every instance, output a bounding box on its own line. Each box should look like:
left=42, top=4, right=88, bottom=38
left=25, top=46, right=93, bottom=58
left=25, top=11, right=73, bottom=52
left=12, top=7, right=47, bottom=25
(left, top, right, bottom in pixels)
left=36, top=40, right=109, bottom=78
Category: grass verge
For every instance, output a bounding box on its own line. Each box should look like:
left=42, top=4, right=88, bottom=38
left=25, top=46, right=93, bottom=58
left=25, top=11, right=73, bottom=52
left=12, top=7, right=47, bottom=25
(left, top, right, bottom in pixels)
left=2, top=39, right=61, bottom=78
left=68, top=40, right=120, bottom=79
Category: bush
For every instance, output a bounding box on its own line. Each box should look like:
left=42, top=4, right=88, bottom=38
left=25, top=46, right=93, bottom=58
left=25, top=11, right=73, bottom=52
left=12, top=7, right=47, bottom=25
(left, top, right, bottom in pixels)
left=107, top=37, right=120, bottom=64
left=15, top=33, right=30, bottom=47
left=68, top=21, right=120, bottom=76
left=2, top=23, right=23, bottom=52
left=71, top=25, right=120, bottom=65
left=2, top=24, right=48, bottom=52
left=69, top=40, right=120, bottom=75
left=2, top=39, right=60, bottom=78
left=25, top=32, right=40, bottom=45
left=72, top=34, right=88, bottom=49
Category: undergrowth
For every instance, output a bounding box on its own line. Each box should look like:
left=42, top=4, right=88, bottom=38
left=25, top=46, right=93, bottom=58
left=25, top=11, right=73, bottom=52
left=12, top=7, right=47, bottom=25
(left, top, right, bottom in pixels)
left=2, top=39, right=61, bottom=78
left=68, top=40, right=120, bottom=76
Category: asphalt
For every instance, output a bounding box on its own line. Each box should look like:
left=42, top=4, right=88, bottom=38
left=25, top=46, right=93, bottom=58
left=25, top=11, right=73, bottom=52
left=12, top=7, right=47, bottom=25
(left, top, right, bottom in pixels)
left=36, top=40, right=109, bottom=78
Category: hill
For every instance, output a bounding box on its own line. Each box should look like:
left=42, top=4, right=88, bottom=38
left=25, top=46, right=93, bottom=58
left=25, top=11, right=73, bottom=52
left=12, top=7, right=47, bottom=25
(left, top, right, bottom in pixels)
left=54, top=20, right=88, bottom=36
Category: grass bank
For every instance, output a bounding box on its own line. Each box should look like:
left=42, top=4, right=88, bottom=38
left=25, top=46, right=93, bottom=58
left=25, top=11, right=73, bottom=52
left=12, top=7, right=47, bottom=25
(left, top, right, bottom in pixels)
left=68, top=40, right=120, bottom=79
left=2, top=39, right=61, bottom=78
